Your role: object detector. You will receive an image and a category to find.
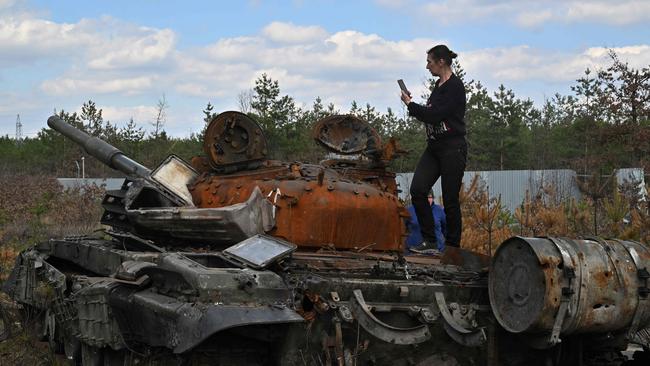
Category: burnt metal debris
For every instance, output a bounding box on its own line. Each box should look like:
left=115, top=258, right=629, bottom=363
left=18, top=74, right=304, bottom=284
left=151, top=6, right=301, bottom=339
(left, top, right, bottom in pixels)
left=2, top=112, right=650, bottom=365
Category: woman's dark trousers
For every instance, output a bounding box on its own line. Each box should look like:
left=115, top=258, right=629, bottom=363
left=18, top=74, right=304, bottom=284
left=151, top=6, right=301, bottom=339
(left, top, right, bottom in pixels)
left=409, top=141, right=466, bottom=247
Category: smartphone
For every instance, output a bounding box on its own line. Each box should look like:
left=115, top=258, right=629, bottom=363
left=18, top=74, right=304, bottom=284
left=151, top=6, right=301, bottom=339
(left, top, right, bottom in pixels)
left=397, top=79, right=410, bottom=96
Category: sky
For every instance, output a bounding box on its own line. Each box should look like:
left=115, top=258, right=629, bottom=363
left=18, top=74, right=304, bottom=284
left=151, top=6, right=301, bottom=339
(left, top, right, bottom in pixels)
left=1, top=0, right=649, bottom=138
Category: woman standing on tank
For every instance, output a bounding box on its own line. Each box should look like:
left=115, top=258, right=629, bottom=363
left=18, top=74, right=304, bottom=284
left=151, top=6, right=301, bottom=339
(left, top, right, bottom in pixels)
left=400, top=45, right=467, bottom=254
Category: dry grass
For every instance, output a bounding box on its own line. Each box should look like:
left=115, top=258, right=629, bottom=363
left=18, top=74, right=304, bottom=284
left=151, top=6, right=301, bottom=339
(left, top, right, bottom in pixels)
left=0, top=292, right=58, bottom=366
left=459, top=175, right=513, bottom=256
left=459, top=174, right=650, bottom=256
left=0, top=174, right=105, bottom=282
left=0, top=174, right=104, bottom=365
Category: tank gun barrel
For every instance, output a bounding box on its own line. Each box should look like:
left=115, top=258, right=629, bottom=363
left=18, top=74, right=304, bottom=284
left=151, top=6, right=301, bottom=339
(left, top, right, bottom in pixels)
left=47, top=115, right=151, bottom=177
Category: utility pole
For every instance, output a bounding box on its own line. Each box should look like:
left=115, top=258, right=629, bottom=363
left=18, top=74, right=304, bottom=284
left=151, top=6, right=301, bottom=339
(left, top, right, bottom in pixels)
left=15, top=114, right=23, bottom=145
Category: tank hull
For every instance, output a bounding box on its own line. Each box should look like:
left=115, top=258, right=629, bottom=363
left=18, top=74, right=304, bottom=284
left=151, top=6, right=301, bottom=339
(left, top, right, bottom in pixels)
left=3, top=236, right=490, bottom=365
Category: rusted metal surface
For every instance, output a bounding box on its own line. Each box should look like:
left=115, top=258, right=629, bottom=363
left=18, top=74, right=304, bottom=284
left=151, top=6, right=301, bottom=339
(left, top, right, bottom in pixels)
left=203, top=111, right=268, bottom=171
left=189, top=161, right=408, bottom=251
left=489, top=236, right=650, bottom=344
left=188, top=112, right=411, bottom=251
left=312, top=114, right=407, bottom=167
left=319, top=159, right=400, bottom=195
left=312, top=115, right=381, bottom=155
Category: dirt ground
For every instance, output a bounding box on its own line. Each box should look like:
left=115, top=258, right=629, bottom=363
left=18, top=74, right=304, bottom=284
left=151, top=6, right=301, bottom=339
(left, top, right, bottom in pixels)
left=0, top=293, right=62, bottom=366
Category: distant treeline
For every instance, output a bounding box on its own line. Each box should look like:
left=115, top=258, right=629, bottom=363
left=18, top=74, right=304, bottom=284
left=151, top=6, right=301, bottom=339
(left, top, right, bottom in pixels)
left=1, top=50, right=648, bottom=177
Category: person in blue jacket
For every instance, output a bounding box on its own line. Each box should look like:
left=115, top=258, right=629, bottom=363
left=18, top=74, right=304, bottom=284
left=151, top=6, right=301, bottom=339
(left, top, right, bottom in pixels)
left=405, top=192, right=446, bottom=253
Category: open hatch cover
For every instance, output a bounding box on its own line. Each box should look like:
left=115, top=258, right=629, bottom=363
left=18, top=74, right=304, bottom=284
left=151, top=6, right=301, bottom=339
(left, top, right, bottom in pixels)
left=222, top=234, right=297, bottom=269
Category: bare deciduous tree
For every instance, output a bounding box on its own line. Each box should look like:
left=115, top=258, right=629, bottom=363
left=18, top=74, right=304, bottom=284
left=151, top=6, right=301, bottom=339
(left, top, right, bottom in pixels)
left=152, top=94, right=169, bottom=139
left=238, top=89, right=254, bottom=114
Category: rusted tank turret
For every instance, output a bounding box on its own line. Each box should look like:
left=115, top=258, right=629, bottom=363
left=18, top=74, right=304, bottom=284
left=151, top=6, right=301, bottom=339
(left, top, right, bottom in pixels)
left=188, top=111, right=408, bottom=250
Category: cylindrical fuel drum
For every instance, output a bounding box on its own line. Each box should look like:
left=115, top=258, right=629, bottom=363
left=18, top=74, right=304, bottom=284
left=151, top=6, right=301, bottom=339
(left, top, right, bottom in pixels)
left=489, top=237, right=650, bottom=336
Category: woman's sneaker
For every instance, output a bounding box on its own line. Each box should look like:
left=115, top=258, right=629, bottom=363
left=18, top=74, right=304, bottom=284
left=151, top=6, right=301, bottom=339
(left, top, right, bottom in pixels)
left=409, top=241, right=442, bottom=255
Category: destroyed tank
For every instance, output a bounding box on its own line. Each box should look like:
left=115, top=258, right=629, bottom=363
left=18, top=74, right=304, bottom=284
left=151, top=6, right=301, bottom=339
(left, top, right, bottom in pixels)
left=3, top=112, right=650, bottom=365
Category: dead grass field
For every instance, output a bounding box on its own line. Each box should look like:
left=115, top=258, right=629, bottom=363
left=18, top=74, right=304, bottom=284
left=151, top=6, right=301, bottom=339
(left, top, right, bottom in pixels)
left=0, top=174, right=104, bottom=365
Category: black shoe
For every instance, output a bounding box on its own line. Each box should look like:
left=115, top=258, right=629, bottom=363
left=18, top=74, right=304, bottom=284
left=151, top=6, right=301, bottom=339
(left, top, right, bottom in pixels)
left=409, top=241, right=441, bottom=255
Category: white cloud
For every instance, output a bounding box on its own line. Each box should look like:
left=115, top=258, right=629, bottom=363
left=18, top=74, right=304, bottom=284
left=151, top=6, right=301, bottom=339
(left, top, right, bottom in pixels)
left=566, top=1, right=650, bottom=25
left=0, top=91, right=35, bottom=115
left=460, top=45, right=650, bottom=85
left=0, top=0, right=16, bottom=9
left=169, top=27, right=442, bottom=115
left=417, top=0, right=650, bottom=28
left=27, top=14, right=650, bottom=128
left=173, top=56, right=256, bottom=96
left=422, top=0, right=514, bottom=25
left=0, top=14, right=177, bottom=70
left=0, top=17, right=94, bottom=62
left=41, top=76, right=154, bottom=95
left=2, top=7, right=650, bottom=138
left=261, top=21, right=328, bottom=43
left=101, top=105, right=159, bottom=125
left=373, top=0, right=411, bottom=9
left=583, top=45, right=650, bottom=69
left=204, top=36, right=264, bottom=62
left=87, top=28, right=176, bottom=70
left=0, top=11, right=179, bottom=98
left=207, top=28, right=434, bottom=73
left=515, top=10, right=553, bottom=28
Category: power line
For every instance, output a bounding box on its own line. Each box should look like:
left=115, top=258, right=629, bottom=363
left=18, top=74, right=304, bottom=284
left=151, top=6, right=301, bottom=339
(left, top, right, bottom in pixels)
left=15, top=114, right=23, bottom=145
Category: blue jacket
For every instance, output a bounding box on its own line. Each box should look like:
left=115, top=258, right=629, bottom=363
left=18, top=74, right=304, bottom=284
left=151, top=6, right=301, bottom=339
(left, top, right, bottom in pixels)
left=405, top=204, right=446, bottom=251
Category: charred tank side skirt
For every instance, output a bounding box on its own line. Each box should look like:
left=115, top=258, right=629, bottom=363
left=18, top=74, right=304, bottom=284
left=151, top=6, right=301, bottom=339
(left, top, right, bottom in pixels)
left=35, top=238, right=158, bottom=277
left=1, top=250, right=66, bottom=306
left=108, top=288, right=304, bottom=354
left=138, top=252, right=294, bottom=302
left=35, top=238, right=295, bottom=304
